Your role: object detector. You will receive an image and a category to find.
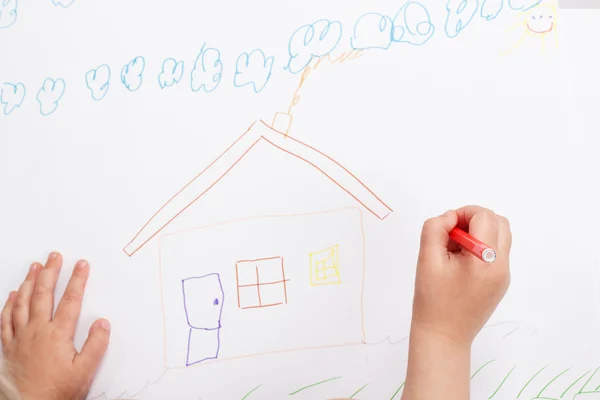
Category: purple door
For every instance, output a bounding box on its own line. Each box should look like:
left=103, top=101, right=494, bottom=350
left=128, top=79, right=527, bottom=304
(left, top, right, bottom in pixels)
left=182, top=273, right=224, bottom=366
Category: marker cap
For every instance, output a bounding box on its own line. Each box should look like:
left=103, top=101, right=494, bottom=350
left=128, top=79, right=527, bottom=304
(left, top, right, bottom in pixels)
left=482, top=249, right=497, bottom=263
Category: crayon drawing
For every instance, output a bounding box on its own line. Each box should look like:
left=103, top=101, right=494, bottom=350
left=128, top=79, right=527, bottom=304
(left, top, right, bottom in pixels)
left=157, top=208, right=368, bottom=368
left=181, top=274, right=224, bottom=366
left=235, top=256, right=289, bottom=309
left=124, top=120, right=392, bottom=368
left=272, top=49, right=363, bottom=136
left=123, top=120, right=392, bottom=257
left=503, top=1, right=558, bottom=55
left=310, top=245, right=341, bottom=286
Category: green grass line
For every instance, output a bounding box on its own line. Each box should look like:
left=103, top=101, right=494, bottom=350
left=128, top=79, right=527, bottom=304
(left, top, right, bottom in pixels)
left=471, top=359, right=497, bottom=380
left=489, top=365, right=516, bottom=399
left=289, top=376, right=342, bottom=395
left=560, top=369, right=590, bottom=398
left=577, top=366, right=600, bottom=394
left=517, top=364, right=548, bottom=398
left=389, top=381, right=405, bottom=400
left=349, top=383, right=369, bottom=399
left=537, top=367, right=571, bottom=398
left=241, top=384, right=262, bottom=400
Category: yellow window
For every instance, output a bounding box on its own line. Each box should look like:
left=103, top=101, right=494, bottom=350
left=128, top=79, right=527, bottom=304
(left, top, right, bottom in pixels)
left=309, top=245, right=341, bottom=286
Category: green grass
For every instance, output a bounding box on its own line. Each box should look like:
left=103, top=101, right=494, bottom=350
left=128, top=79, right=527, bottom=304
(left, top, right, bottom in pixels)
left=387, top=364, right=600, bottom=400
left=237, top=364, right=600, bottom=399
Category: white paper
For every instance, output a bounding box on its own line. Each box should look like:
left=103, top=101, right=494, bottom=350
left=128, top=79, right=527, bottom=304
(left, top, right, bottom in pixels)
left=1, top=0, right=599, bottom=399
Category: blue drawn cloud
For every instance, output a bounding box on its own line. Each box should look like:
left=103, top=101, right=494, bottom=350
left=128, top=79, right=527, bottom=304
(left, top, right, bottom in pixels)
left=285, top=19, right=342, bottom=74
left=351, top=13, right=394, bottom=50
left=508, top=0, right=542, bottom=10
left=0, top=0, right=18, bottom=29
left=85, top=64, right=111, bottom=101
left=234, top=50, right=274, bottom=94
left=392, top=1, right=436, bottom=46
left=158, top=58, right=184, bottom=89
left=444, top=0, right=479, bottom=39
left=52, top=0, right=75, bottom=8
left=481, top=0, right=503, bottom=21
left=120, top=56, right=145, bottom=92
left=0, top=82, right=25, bottom=115
left=36, top=78, right=66, bottom=116
left=190, top=45, right=222, bottom=93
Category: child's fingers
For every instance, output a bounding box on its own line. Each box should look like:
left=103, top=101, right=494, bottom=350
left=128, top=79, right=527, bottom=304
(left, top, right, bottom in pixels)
left=419, top=210, right=459, bottom=256
left=12, top=263, right=42, bottom=332
left=497, top=215, right=512, bottom=258
left=54, top=260, right=90, bottom=337
left=456, top=206, right=499, bottom=250
left=75, top=319, right=111, bottom=373
left=455, top=205, right=489, bottom=229
left=30, top=252, right=63, bottom=323
left=1, top=291, right=17, bottom=347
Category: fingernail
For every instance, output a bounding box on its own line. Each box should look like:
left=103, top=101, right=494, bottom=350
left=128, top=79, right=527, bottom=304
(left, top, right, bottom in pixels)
left=76, top=260, right=88, bottom=269
left=441, top=210, right=453, bottom=217
left=48, top=252, right=58, bottom=260
left=30, top=263, right=38, bottom=272
left=100, top=319, right=111, bottom=332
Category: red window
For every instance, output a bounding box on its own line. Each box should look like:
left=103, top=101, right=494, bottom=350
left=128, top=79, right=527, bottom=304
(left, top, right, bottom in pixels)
left=235, top=256, right=289, bottom=309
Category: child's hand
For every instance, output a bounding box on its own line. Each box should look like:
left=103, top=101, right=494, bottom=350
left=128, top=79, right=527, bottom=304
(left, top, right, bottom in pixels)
left=402, top=206, right=512, bottom=400
left=1, top=253, right=111, bottom=400
left=412, top=205, right=512, bottom=346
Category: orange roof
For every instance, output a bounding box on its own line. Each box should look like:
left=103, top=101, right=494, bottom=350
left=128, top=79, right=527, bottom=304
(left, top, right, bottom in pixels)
left=124, top=120, right=392, bottom=256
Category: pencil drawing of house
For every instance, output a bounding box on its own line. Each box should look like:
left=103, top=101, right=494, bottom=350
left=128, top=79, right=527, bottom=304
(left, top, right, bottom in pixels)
left=124, top=120, right=392, bottom=368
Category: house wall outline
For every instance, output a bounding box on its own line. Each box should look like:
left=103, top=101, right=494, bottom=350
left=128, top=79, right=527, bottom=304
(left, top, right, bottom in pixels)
left=158, top=207, right=370, bottom=369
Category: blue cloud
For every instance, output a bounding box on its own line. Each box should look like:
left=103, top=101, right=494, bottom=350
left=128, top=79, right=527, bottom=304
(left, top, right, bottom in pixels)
left=120, top=56, right=145, bottom=92
left=85, top=64, right=111, bottom=101
left=444, top=0, right=479, bottom=38
left=0, top=0, right=18, bottom=29
left=190, top=44, right=222, bottom=93
left=0, top=82, right=26, bottom=115
left=285, top=19, right=342, bottom=74
left=392, top=1, right=436, bottom=46
left=36, top=78, right=66, bottom=116
left=158, top=58, right=184, bottom=89
left=508, top=0, right=542, bottom=10
left=52, top=0, right=75, bottom=8
left=234, top=49, right=274, bottom=93
left=351, top=13, right=394, bottom=50
left=481, top=0, right=503, bottom=21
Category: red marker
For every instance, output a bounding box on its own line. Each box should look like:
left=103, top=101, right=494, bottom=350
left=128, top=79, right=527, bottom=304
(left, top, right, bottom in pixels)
left=449, top=227, right=496, bottom=263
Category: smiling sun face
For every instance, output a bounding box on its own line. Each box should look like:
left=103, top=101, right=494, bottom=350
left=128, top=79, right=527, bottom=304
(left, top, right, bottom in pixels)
left=502, top=2, right=558, bottom=56
left=526, top=7, right=555, bottom=34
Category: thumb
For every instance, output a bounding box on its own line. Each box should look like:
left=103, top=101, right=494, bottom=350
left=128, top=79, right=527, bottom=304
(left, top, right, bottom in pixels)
left=76, top=318, right=111, bottom=375
left=419, top=210, right=458, bottom=257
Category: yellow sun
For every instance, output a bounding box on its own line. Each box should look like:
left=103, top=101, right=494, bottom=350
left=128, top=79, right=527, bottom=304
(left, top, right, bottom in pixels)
left=503, top=2, right=558, bottom=55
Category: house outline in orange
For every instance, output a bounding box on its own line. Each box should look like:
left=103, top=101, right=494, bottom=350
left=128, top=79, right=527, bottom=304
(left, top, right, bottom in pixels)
left=122, top=119, right=394, bottom=368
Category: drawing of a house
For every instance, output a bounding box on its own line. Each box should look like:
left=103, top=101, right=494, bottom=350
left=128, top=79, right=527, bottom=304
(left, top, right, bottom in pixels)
left=124, top=120, right=392, bottom=368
